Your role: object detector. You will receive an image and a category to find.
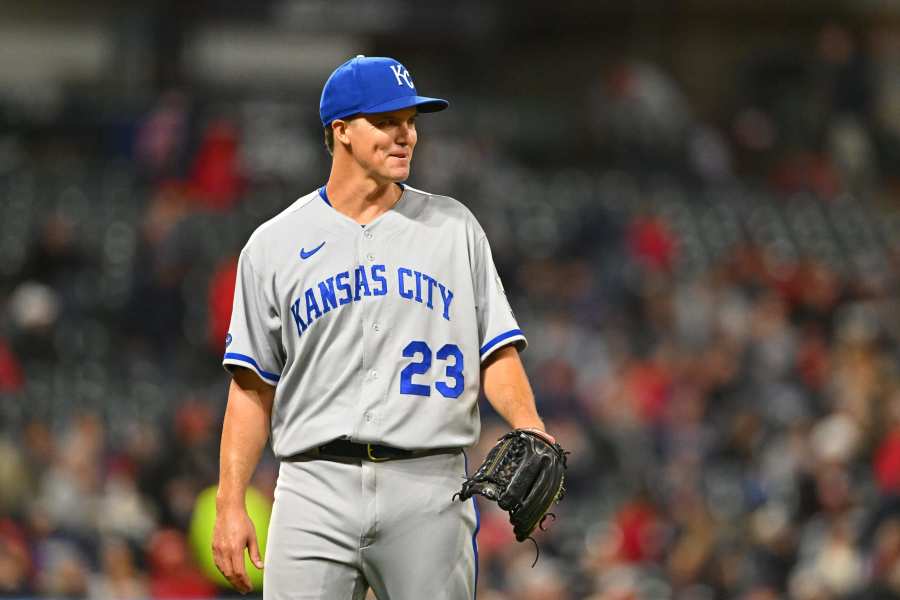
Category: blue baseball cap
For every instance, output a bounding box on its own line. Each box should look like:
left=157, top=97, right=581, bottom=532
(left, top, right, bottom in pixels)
left=319, top=55, right=449, bottom=127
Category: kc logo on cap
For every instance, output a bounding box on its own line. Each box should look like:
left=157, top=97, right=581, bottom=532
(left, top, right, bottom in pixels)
left=389, top=65, right=415, bottom=89
left=319, top=55, right=448, bottom=127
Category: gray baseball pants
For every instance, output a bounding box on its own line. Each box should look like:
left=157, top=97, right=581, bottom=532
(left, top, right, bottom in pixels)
left=263, top=450, right=479, bottom=599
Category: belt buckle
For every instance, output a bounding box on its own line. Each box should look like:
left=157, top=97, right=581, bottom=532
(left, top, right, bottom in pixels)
left=366, top=443, right=390, bottom=462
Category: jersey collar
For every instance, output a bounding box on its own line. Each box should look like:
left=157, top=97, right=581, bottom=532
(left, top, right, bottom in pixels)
left=317, top=183, right=407, bottom=229
left=318, top=183, right=405, bottom=207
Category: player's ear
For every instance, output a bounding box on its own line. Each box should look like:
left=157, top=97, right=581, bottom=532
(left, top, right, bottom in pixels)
left=332, top=119, right=351, bottom=147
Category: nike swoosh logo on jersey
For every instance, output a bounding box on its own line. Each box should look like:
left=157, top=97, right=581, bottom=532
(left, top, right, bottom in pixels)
left=299, top=241, right=326, bottom=260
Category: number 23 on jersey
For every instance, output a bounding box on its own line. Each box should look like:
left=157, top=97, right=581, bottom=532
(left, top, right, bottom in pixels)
left=400, top=341, right=464, bottom=399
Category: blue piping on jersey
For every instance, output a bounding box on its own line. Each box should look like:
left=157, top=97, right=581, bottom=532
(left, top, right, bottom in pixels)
left=479, top=329, right=524, bottom=358
left=223, top=352, right=281, bottom=383
left=463, top=452, right=480, bottom=599
left=318, top=183, right=405, bottom=208
left=318, top=186, right=332, bottom=206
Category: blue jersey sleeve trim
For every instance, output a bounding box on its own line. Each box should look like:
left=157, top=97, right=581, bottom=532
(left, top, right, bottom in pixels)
left=223, top=352, right=281, bottom=384
left=479, top=329, right=525, bottom=359
left=318, top=186, right=332, bottom=206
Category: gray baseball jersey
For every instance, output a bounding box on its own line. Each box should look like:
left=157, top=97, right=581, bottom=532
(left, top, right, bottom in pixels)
left=222, top=183, right=526, bottom=458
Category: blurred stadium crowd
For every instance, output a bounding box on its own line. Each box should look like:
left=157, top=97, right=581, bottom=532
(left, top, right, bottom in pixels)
left=3, top=4, right=900, bottom=599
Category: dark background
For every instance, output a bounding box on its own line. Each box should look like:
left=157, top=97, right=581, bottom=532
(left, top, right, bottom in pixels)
left=2, top=1, right=900, bottom=598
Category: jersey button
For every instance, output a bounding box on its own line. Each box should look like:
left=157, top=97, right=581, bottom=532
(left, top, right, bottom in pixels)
left=366, top=253, right=375, bottom=262
left=372, top=323, right=381, bottom=333
left=369, top=369, right=378, bottom=379
left=364, top=231, right=374, bottom=240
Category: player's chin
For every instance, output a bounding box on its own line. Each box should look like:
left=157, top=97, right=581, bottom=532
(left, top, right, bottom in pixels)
left=384, top=162, right=411, bottom=181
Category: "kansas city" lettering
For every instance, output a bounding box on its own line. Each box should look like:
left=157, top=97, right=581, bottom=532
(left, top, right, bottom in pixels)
left=289, top=264, right=454, bottom=338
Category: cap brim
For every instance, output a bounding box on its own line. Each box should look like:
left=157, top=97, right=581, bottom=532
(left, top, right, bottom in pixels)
left=361, top=95, right=449, bottom=116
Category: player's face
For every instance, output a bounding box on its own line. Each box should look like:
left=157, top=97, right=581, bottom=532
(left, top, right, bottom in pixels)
left=346, top=107, right=418, bottom=182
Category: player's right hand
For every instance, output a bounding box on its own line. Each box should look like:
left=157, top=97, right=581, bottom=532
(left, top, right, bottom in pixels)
left=211, top=504, right=264, bottom=594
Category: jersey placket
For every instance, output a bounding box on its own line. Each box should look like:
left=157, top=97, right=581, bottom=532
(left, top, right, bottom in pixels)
left=357, top=224, right=383, bottom=438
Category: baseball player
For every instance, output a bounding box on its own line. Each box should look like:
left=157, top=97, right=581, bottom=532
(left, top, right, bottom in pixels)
left=212, top=55, right=555, bottom=599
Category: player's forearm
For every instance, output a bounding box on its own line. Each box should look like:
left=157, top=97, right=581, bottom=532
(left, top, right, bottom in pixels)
left=216, top=370, right=275, bottom=509
left=486, top=384, right=545, bottom=431
left=481, top=346, right=546, bottom=432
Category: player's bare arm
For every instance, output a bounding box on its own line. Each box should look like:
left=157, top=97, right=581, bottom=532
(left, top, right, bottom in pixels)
left=212, top=366, right=273, bottom=594
left=481, top=345, right=555, bottom=443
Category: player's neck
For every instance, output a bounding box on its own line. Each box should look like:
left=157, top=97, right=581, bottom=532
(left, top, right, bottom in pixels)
left=324, top=168, right=403, bottom=226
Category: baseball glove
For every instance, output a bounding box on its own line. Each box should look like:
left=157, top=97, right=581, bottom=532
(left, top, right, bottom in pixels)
left=456, top=429, right=568, bottom=544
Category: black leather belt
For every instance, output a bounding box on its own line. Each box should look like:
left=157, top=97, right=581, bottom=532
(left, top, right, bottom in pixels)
left=289, top=439, right=460, bottom=462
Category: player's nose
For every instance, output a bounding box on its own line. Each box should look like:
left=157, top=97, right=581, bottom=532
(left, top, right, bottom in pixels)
left=395, top=121, right=414, bottom=144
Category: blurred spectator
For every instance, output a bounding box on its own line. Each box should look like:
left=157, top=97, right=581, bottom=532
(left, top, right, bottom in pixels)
left=145, top=529, right=216, bottom=599
left=506, top=556, right=570, bottom=600
left=768, top=151, right=842, bottom=198
left=603, top=490, right=665, bottom=566
left=590, top=60, right=692, bottom=167
left=0, top=339, right=24, bottom=393
left=207, top=256, right=238, bottom=354
left=188, top=118, right=244, bottom=210
left=31, top=415, right=104, bottom=551
left=124, top=181, right=193, bottom=352
left=0, top=440, right=30, bottom=518
left=97, top=465, right=158, bottom=543
left=7, top=282, right=61, bottom=360
left=856, top=519, right=900, bottom=599
left=627, top=215, right=678, bottom=273
left=134, top=90, right=191, bottom=181
left=88, top=537, right=148, bottom=600
left=19, top=214, right=89, bottom=284
left=0, top=519, right=32, bottom=596
left=34, top=538, right=90, bottom=598
left=874, top=395, right=900, bottom=496
left=816, top=24, right=872, bottom=119
left=138, top=400, right=219, bottom=530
